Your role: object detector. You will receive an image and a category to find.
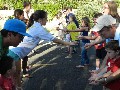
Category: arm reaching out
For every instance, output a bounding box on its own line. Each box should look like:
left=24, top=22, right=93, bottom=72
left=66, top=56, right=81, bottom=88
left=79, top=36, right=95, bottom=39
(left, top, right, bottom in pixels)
left=78, top=35, right=97, bottom=40
left=84, top=36, right=106, bottom=49
left=52, top=38, right=76, bottom=46
left=67, top=27, right=89, bottom=32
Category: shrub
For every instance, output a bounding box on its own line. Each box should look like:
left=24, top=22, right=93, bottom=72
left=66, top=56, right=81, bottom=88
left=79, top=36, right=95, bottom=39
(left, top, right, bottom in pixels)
left=76, top=1, right=102, bottom=26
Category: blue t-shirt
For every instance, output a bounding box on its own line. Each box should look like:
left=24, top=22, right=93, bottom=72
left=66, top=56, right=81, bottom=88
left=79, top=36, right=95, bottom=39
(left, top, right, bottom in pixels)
left=81, top=31, right=90, bottom=43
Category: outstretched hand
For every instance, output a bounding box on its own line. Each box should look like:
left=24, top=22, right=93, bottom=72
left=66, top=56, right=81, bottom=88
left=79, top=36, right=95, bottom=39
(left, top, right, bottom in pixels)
left=95, top=78, right=105, bottom=84
left=69, top=41, right=78, bottom=46
left=84, top=43, right=93, bottom=49
left=77, top=36, right=84, bottom=39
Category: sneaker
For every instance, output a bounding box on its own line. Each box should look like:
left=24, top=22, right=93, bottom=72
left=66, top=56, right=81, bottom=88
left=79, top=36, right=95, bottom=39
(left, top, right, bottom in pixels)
left=22, top=74, right=33, bottom=78
left=76, top=65, right=84, bottom=68
left=65, top=55, right=72, bottom=58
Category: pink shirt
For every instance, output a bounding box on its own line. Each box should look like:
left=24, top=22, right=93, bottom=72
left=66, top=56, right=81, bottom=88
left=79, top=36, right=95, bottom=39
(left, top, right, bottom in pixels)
left=0, top=75, right=15, bottom=90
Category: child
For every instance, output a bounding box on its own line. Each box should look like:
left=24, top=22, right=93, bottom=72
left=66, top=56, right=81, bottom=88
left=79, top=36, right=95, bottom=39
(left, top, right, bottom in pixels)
left=77, top=13, right=106, bottom=70
left=57, top=14, right=79, bottom=58
left=76, top=17, right=90, bottom=67
left=13, top=9, right=30, bottom=87
left=8, top=10, right=76, bottom=66
left=89, top=40, right=120, bottom=90
left=65, top=15, right=79, bottom=58
left=0, top=56, right=16, bottom=90
left=14, top=9, right=24, bottom=21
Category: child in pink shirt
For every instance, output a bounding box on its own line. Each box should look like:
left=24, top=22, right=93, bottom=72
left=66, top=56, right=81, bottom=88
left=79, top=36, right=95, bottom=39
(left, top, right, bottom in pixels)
left=0, top=56, right=16, bottom=90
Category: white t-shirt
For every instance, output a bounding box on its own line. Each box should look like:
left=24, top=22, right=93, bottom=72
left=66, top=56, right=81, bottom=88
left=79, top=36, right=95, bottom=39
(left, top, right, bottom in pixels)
left=114, top=24, right=120, bottom=46
left=10, top=22, right=55, bottom=59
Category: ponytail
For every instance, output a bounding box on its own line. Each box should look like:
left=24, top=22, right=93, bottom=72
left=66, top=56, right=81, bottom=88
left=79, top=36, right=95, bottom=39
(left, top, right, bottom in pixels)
left=27, top=13, right=34, bottom=28
left=27, top=10, right=47, bottom=28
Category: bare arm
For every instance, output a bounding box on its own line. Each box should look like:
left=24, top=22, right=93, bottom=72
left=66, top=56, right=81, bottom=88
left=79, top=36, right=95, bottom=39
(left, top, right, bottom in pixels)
left=95, top=55, right=108, bottom=74
left=85, top=36, right=106, bottom=49
left=95, top=66, right=108, bottom=80
left=92, top=36, right=105, bottom=45
left=97, top=66, right=108, bottom=77
left=105, top=69, right=120, bottom=83
left=78, top=36, right=97, bottom=40
left=52, top=38, right=75, bottom=46
left=102, top=71, right=112, bottom=78
left=67, top=27, right=88, bottom=32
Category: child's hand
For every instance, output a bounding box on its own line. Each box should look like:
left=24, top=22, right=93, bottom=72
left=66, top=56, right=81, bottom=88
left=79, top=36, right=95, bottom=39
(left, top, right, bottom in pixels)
left=84, top=43, right=93, bottom=49
left=77, top=36, right=84, bottom=39
left=89, top=70, right=98, bottom=74
left=70, top=41, right=77, bottom=46
left=95, top=76, right=102, bottom=81
left=89, top=80, right=99, bottom=85
left=96, top=78, right=105, bottom=84
left=89, top=73, right=97, bottom=81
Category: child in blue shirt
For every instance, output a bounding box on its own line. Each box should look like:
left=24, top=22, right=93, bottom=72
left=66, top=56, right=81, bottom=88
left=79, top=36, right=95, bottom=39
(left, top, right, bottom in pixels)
left=76, top=17, right=90, bottom=67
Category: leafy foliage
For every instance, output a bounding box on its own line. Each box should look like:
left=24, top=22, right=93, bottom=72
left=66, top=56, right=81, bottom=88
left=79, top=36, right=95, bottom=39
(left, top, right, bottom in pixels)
left=76, top=1, right=102, bottom=25
left=0, top=0, right=119, bottom=22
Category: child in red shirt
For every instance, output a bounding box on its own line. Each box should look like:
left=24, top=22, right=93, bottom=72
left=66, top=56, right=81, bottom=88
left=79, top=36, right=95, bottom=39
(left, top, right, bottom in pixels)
left=89, top=40, right=120, bottom=90
left=0, top=56, right=15, bottom=90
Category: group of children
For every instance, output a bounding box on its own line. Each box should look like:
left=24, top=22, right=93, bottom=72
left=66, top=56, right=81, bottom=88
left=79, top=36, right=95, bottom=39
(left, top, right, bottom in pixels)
left=57, top=9, right=93, bottom=67
left=56, top=5, right=120, bottom=90
left=0, top=1, right=120, bottom=90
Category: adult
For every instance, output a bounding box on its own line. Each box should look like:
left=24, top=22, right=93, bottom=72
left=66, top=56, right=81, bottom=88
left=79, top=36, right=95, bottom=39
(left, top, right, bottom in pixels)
left=88, top=14, right=120, bottom=85
left=85, top=1, right=120, bottom=48
left=0, top=19, right=31, bottom=59
left=8, top=10, right=75, bottom=67
left=85, top=1, right=120, bottom=73
left=23, top=1, right=32, bottom=24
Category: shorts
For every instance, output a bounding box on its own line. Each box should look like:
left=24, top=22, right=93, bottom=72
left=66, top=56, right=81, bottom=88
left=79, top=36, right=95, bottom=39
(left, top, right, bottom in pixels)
left=96, top=47, right=107, bottom=60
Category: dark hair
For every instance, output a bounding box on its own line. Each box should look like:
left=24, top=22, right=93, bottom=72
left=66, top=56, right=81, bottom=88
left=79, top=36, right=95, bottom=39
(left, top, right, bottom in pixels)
left=1, top=29, right=18, bottom=37
left=27, top=10, right=47, bottom=28
left=23, top=1, right=31, bottom=8
left=105, top=40, right=120, bottom=54
left=82, top=17, right=90, bottom=29
left=0, top=56, right=13, bottom=75
left=69, top=14, right=76, bottom=21
left=14, top=9, right=24, bottom=19
left=93, top=13, right=102, bottom=18
left=66, top=7, right=72, bottom=11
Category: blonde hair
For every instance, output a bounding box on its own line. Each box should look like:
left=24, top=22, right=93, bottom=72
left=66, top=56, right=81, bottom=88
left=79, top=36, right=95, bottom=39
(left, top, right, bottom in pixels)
left=106, top=1, right=119, bottom=18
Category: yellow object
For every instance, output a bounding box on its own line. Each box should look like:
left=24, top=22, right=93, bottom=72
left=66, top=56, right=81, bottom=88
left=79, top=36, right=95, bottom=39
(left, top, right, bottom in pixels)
left=67, top=22, right=79, bottom=41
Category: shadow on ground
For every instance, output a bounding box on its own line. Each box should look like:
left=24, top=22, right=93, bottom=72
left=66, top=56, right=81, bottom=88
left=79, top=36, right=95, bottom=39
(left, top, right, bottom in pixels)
left=23, top=42, right=102, bottom=90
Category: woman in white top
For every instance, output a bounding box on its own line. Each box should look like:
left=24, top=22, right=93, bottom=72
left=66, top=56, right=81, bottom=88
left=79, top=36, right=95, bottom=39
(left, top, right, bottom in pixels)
left=8, top=10, right=75, bottom=60
left=7, top=10, right=76, bottom=88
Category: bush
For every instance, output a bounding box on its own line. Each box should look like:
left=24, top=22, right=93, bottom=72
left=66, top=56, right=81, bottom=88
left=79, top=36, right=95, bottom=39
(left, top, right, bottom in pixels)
left=76, top=1, right=102, bottom=26
left=33, top=2, right=60, bottom=21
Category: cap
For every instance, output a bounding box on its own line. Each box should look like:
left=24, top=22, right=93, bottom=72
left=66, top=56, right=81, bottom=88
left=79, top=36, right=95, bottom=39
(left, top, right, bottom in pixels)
left=3, top=19, right=31, bottom=37
left=92, top=15, right=116, bottom=32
